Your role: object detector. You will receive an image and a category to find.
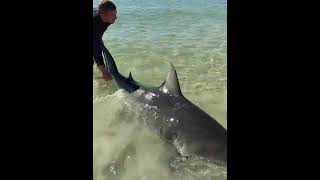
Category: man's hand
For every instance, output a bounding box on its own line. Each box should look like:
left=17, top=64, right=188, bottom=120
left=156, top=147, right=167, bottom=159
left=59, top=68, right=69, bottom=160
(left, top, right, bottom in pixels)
left=97, top=65, right=112, bottom=81
left=102, top=72, right=112, bottom=81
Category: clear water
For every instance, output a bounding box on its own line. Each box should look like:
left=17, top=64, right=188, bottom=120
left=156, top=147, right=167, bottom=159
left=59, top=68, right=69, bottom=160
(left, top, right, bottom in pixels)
left=93, top=0, right=227, bottom=179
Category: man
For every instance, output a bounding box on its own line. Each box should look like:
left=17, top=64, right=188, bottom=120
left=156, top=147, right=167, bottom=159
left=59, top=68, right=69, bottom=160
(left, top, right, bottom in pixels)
left=93, top=0, right=117, bottom=81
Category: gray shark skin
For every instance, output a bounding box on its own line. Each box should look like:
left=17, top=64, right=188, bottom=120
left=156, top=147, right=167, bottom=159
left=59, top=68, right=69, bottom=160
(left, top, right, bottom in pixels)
left=103, top=49, right=227, bottom=166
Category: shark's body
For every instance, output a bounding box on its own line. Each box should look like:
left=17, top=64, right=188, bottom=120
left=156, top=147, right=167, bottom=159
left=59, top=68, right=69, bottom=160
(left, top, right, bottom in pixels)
left=103, top=49, right=227, bottom=165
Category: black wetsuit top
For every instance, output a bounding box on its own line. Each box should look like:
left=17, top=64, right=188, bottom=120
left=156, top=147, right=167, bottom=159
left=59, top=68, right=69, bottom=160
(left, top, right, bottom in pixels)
left=93, top=8, right=114, bottom=67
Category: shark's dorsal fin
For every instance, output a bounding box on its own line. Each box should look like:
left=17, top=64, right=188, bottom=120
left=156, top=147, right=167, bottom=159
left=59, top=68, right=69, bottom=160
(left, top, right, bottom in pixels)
left=160, top=62, right=183, bottom=96
left=127, top=71, right=133, bottom=81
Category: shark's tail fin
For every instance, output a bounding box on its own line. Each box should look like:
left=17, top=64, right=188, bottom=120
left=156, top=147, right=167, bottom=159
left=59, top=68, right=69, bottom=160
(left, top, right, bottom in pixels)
left=101, top=46, right=119, bottom=75
left=101, top=46, right=140, bottom=92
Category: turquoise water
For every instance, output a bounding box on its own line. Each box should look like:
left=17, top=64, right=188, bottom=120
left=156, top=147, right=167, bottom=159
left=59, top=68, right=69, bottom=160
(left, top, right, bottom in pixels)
left=93, top=0, right=227, bottom=179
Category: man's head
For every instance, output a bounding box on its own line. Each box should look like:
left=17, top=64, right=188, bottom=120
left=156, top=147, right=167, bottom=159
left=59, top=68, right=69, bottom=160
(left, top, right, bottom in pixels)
left=98, top=0, right=117, bottom=24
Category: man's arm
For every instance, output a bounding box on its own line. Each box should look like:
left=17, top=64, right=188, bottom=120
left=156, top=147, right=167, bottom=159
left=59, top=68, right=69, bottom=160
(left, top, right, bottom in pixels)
left=101, top=43, right=116, bottom=74
left=93, top=40, right=112, bottom=80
